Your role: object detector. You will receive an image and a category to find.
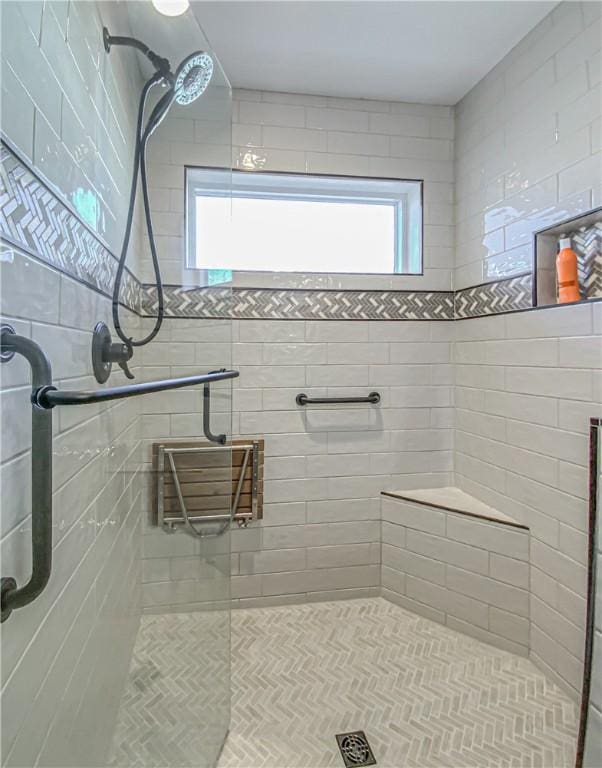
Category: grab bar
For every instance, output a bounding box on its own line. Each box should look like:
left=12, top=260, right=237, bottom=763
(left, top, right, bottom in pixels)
left=296, top=391, right=381, bottom=406
left=0, top=327, right=53, bottom=623
left=32, top=369, right=239, bottom=409
left=203, top=370, right=227, bottom=445
left=0, top=325, right=239, bottom=621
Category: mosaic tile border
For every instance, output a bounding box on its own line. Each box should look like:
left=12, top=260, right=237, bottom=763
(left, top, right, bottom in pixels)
left=454, top=273, right=533, bottom=319
left=0, top=140, right=140, bottom=314
left=4, top=138, right=597, bottom=322
left=140, top=284, right=455, bottom=321
left=574, top=222, right=602, bottom=299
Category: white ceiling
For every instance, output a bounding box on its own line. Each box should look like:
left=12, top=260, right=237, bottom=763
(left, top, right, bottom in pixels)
left=193, top=1, right=556, bottom=105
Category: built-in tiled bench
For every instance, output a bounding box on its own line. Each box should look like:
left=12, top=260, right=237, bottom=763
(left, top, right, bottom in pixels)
left=380, top=487, right=530, bottom=656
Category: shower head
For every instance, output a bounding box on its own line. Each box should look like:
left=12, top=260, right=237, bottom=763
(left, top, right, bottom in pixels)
left=174, top=51, right=213, bottom=105
left=102, top=28, right=213, bottom=106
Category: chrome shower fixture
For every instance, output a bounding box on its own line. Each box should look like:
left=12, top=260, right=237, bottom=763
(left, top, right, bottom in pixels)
left=101, top=28, right=213, bottom=381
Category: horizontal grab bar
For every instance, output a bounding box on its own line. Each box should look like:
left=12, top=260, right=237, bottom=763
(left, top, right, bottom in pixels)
left=33, top=369, right=239, bottom=409
left=0, top=325, right=239, bottom=621
left=296, top=391, right=381, bottom=406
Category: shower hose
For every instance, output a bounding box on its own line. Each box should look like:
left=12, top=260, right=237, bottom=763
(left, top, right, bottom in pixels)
left=112, top=72, right=175, bottom=353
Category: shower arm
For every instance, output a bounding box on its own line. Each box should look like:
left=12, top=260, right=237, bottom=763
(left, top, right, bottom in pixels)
left=0, top=326, right=239, bottom=622
left=103, top=27, right=173, bottom=79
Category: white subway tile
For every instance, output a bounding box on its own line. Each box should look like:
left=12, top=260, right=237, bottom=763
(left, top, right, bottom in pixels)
left=381, top=497, right=446, bottom=535
left=307, top=543, right=376, bottom=569
left=505, top=366, right=593, bottom=401
left=390, top=137, right=452, bottom=162
left=559, top=152, right=602, bottom=199
left=0, top=254, right=60, bottom=324
left=238, top=100, right=305, bottom=127
left=446, top=564, right=529, bottom=616
left=446, top=515, right=529, bottom=560
left=262, top=343, right=327, bottom=365
left=327, top=131, right=389, bottom=156
left=306, top=321, right=370, bottom=342
left=406, top=575, right=489, bottom=629
left=489, top=553, right=529, bottom=589
left=306, top=107, right=369, bottom=132
left=306, top=498, right=379, bottom=523
left=559, top=336, right=602, bottom=368
left=407, top=528, right=489, bottom=575
left=383, top=543, right=446, bottom=585
left=306, top=365, right=370, bottom=386
left=263, top=125, right=327, bottom=152
left=239, top=320, right=305, bottom=343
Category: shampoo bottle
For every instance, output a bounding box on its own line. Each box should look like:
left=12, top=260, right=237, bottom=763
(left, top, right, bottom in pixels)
left=556, top=235, right=580, bottom=304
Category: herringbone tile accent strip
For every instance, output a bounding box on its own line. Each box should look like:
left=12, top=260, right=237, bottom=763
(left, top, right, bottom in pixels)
left=455, top=274, right=533, bottom=319
left=219, top=598, right=577, bottom=768
left=572, top=222, right=602, bottom=299
left=141, top=285, right=455, bottom=321
left=0, top=142, right=140, bottom=312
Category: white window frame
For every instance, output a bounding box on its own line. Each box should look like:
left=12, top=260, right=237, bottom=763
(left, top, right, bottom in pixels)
left=186, top=168, right=423, bottom=281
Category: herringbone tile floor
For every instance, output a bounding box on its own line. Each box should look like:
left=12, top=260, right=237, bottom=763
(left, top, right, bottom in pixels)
left=110, top=598, right=578, bottom=768
left=219, top=598, right=578, bottom=768
left=110, top=611, right=230, bottom=768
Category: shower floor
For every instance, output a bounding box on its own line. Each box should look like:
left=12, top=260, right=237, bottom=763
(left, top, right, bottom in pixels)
left=111, top=597, right=578, bottom=768
left=110, top=611, right=230, bottom=768
left=219, top=598, right=578, bottom=768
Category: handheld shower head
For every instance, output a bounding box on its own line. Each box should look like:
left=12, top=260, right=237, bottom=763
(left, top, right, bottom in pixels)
left=174, top=51, right=213, bottom=105
left=103, top=27, right=214, bottom=366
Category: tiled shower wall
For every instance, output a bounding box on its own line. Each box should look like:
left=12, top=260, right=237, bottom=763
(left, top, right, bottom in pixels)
left=138, top=317, right=453, bottom=610
left=0, top=248, right=143, bottom=767
left=453, top=0, right=602, bottom=698
left=0, top=0, right=600, bottom=747
left=0, top=0, right=144, bottom=271
left=454, top=301, right=602, bottom=698
left=139, top=93, right=457, bottom=609
left=0, top=2, right=145, bottom=765
left=454, top=0, right=602, bottom=289
left=147, top=88, right=455, bottom=290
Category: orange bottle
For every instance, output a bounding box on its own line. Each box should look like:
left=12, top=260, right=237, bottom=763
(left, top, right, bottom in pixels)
left=556, top=236, right=581, bottom=304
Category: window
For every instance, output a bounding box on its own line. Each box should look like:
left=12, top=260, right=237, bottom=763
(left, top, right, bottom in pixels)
left=186, top=169, right=422, bottom=283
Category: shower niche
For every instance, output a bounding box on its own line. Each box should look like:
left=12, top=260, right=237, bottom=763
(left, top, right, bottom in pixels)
left=534, top=208, right=602, bottom=307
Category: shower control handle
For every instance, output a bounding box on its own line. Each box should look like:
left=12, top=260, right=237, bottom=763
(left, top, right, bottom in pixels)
left=91, top=322, right=135, bottom=383
left=118, top=358, right=135, bottom=380
left=109, top=341, right=135, bottom=380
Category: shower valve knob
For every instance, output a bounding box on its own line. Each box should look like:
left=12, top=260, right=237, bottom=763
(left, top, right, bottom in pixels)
left=92, top=322, right=135, bottom=383
left=118, top=359, right=135, bottom=380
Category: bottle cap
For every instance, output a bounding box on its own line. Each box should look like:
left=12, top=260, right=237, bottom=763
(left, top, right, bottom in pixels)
left=559, top=236, right=571, bottom=250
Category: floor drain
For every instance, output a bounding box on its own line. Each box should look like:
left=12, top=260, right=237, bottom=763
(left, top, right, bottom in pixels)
left=335, top=731, right=376, bottom=767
